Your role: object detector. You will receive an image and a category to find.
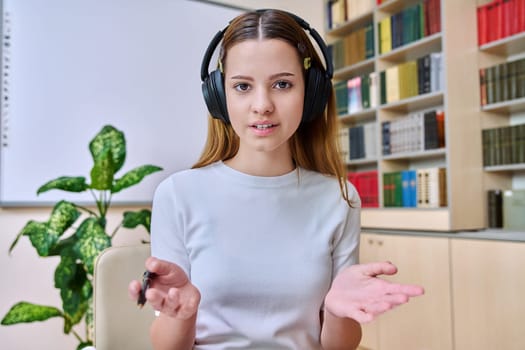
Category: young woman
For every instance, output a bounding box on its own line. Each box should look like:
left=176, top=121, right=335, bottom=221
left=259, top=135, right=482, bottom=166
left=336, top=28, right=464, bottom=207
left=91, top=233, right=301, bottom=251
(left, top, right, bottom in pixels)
left=129, top=9, right=423, bottom=350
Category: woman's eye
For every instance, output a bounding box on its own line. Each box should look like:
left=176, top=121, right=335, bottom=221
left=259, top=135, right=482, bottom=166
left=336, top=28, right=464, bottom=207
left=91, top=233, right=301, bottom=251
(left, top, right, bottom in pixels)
left=274, top=80, right=292, bottom=89
left=234, top=83, right=250, bottom=92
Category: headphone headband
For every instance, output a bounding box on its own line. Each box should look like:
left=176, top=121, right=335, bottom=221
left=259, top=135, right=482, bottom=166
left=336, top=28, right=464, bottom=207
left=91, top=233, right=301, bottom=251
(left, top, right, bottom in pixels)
left=200, top=9, right=333, bottom=83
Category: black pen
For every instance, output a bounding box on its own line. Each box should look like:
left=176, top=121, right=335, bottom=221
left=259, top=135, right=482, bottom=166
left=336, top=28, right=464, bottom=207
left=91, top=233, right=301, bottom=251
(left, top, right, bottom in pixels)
left=137, top=270, right=156, bottom=308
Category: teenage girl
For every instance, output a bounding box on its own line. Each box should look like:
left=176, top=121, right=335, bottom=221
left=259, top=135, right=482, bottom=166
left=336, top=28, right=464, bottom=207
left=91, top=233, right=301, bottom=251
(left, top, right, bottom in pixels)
left=129, top=9, right=424, bottom=350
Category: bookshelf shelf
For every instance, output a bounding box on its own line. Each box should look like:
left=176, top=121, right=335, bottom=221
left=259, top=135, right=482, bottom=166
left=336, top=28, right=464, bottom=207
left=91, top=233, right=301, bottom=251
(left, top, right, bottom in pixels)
left=338, top=108, right=376, bottom=123
left=382, top=148, right=446, bottom=161
left=361, top=207, right=450, bottom=231
left=484, top=163, right=525, bottom=173
left=334, top=58, right=375, bottom=80
left=479, top=31, right=525, bottom=57
left=377, top=0, right=423, bottom=14
left=380, top=91, right=444, bottom=113
left=378, top=32, right=442, bottom=64
left=482, top=97, right=525, bottom=114
left=347, top=158, right=378, bottom=166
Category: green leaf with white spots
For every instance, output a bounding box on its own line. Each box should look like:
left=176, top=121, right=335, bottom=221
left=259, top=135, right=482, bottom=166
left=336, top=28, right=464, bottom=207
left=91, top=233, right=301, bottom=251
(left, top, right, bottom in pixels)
left=37, top=176, right=88, bottom=194
left=1, top=302, right=63, bottom=325
left=122, top=209, right=152, bottom=233
left=72, top=218, right=111, bottom=275
left=89, top=125, right=126, bottom=173
left=112, top=165, right=163, bottom=193
left=48, top=201, right=81, bottom=236
left=89, top=146, right=115, bottom=190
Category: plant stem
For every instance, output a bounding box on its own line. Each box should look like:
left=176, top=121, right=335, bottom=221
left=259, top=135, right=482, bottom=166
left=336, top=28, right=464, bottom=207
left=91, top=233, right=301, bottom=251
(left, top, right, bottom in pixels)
left=76, top=205, right=98, bottom=217
left=111, top=222, right=122, bottom=239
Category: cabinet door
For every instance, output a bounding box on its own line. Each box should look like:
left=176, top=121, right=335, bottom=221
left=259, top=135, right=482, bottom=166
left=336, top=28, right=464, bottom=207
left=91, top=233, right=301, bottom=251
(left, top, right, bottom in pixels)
left=363, top=233, right=454, bottom=350
left=359, top=233, right=381, bottom=350
left=451, top=239, right=525, bottom=350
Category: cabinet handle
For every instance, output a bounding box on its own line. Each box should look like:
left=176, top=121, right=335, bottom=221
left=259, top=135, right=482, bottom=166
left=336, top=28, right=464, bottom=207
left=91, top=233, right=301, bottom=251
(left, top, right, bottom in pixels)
left=377, top=240, right=383, bottom=246
left=368, top=239, right=374, bottom=245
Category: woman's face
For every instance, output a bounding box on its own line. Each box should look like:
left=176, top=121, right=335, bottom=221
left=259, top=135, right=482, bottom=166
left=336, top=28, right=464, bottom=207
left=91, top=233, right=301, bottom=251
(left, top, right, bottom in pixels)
left=223, top=38, right=305, bottom=158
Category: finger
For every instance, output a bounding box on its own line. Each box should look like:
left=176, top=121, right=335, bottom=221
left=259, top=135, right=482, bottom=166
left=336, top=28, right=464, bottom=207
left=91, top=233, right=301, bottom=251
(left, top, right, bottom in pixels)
left=145, top=287, right=169, bottom=312
left=385, top=282, right=425, bottom=297
left=145, top=257, right=189, bottom=287
left=128, top=280, right=142, bottom=300
left=359, top=261, right=398, bottom=277
left=382, top=293, right=410, bottom=306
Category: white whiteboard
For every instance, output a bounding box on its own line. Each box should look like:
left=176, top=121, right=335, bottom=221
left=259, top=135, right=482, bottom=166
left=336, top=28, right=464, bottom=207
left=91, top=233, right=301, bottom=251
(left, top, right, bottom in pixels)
left=0, top=0, right=245, bottom=205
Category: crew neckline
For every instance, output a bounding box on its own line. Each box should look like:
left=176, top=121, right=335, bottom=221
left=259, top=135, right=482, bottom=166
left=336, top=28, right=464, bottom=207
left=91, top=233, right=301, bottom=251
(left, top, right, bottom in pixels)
left=210, top=161, right=305, bottom=188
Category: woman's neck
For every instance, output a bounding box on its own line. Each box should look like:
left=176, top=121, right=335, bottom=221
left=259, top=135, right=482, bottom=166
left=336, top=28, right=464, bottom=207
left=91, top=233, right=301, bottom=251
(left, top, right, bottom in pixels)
left=224, top=150, right=295, bottom=177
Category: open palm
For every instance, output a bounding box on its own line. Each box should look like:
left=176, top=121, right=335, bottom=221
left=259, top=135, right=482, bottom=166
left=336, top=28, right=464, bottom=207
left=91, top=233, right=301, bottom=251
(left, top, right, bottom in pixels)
left=324, top=262, right=424, bottom=323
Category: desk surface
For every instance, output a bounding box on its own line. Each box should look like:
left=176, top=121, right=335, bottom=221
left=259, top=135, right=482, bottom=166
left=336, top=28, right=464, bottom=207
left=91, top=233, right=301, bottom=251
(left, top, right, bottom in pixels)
left=361, top=228, right=525, bottom=242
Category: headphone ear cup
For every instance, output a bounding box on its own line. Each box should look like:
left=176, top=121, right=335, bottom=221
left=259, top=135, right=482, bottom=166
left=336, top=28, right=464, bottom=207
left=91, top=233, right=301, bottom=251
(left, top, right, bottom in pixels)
left=302, top=67, right=332, bottom=123
left=201, top=69, right=229, bottom=123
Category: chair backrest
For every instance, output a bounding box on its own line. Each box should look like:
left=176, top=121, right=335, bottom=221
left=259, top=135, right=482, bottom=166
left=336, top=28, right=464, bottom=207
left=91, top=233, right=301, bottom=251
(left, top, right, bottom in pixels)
left=93, top=244, right=155, bottom=350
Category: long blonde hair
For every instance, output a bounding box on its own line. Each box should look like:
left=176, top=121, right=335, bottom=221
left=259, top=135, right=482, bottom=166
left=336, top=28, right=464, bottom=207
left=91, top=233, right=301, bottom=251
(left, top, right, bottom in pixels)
left=193, top=10, right=352, bottom=206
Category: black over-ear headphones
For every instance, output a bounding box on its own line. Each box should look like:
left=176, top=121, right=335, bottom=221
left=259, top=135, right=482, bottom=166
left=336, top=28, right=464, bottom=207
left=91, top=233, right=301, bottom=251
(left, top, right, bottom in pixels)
left=200, top=9, right=334, bottom=124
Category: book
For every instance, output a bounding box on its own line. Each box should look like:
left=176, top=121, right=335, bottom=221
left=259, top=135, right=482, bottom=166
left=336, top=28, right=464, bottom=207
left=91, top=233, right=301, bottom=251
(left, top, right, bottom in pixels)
left=347, top=76, right=363, bottom=114
left=334, top=80, right=349, bottom=116
left=378, top=16, right=392, bottom=54
left=503, top=189, right=525, bottom=230
left=487, top=189, right=503, bottom=228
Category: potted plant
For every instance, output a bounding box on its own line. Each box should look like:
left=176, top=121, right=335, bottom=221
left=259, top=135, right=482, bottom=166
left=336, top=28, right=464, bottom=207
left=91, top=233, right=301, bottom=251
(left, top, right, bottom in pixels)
left=1, top=125, right=163, bottom=349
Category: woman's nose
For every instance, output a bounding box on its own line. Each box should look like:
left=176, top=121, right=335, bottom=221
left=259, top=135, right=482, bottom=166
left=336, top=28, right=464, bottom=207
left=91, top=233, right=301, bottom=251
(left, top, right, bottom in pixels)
left=251, top=88, right=274, bottom=115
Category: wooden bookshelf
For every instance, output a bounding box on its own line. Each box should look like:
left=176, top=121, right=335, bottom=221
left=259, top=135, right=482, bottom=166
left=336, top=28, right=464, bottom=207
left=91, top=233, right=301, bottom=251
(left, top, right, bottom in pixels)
left=326, top=0, right=485, bottom=231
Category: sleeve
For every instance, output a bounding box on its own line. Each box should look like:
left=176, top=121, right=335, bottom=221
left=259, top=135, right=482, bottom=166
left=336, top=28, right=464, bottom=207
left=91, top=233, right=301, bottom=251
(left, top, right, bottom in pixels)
left=330, top=182, right=361, bottom=281
left=150, top=176, right=191, bottom=277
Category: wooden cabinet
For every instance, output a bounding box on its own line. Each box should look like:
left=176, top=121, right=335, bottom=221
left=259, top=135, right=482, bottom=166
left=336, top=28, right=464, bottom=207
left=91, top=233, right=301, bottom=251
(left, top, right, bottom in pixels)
left=451, top=238, right=525, bottom=350
left=326, top=0, right=485, bottom=231
left=358, top=232, right=453, bottom=350
left=359, top=232, right=525, bottom=350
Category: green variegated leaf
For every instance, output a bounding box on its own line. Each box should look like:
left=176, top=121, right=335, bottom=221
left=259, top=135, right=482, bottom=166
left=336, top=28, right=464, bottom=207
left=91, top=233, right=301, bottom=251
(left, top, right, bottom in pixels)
left=85, top=296, right=94, bottom=335
left=49, top=234, right=78, bottom=257
left=20, top=221, right=56, bottom=257
left=1, top=302, right=62, bottom=325
left=89, top=125, right=126, bottom=173
left=37, top=176, right=88, bottom=195
left=60, top=263, right=91, bottom=328
left=112, top=165, right=163, bottom=193
left=54, top=255, right=77, bottom=289
left=122, top=209, right=152, bottom=233
left=48, top=201, right=81, bottom=237
left=89, top=147, right=115, bottom=190
left=73, top=218, right=111, bottom=275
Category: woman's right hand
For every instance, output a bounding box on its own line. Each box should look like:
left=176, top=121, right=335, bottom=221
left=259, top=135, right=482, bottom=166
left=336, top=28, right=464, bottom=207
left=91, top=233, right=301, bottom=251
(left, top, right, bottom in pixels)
left=128, top=257, right=201, bottom=320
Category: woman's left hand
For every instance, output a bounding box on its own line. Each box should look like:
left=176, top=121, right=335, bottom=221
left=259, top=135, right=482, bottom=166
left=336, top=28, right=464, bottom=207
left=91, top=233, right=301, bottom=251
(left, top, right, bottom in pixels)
left=324, top=261, right=424, bottom=324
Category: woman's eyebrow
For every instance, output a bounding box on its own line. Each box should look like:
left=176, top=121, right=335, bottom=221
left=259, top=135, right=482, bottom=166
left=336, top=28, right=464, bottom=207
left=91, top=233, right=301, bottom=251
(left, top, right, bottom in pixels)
left=229, top=72, right=296, bottom=80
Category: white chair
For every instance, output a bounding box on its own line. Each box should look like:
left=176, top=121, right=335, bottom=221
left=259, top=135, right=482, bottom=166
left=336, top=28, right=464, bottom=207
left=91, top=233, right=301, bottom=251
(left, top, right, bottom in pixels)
left=93, top=244, right=155, bottom=350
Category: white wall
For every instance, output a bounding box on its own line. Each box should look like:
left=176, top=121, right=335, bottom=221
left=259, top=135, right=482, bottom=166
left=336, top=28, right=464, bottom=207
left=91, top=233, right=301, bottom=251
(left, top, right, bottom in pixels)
left=0, top=1, right=323, bottom=349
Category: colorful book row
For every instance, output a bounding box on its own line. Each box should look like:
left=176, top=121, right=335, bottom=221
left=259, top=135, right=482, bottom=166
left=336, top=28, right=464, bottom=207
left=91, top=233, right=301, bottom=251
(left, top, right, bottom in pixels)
left=379, top=52, right=443, bottom=105
left=383, top=167, right=447, bottom=208
left=329, top=22, right=374, bottom=70
left=327, top=0, right=375, bottom=30
left=335, top=72, right=379, bottom=115
left=382, top=108, right=445, bottom=156
left=479, top=57, right=525, bottom=106
left=347, top=170, right=379, bottom=208
left=482, top=124, right=525, bottom=167
left=338, top=122, right=377, bottom=163
left=477, top=0, right=525, bottom=46
left=378, top=0, right=441, bottom=54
